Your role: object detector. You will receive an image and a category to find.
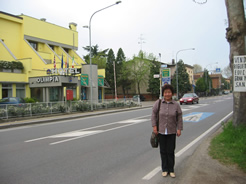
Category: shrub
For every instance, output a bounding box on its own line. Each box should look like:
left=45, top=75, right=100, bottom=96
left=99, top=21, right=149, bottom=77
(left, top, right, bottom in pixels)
left=24, top=97, right=38, bottom=103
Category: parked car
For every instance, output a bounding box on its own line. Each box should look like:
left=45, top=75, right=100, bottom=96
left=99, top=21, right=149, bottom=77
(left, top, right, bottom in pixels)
left=179, top=93, right=199, bottom=105
left=0, top=97, right=25, bottom=104
left=133, top=95, right=145, bottom=101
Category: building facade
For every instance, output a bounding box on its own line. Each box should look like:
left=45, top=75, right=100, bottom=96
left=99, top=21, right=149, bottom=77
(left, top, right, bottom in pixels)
left=0, top=11, right=105, bottom=102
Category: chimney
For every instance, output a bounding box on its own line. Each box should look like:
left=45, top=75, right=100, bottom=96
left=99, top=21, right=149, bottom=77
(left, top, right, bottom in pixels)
left=40, top=18, right=46, bottom=21
left=172, top=59, right=175, bottom=65
left=69, top=22, right=77, bottom=31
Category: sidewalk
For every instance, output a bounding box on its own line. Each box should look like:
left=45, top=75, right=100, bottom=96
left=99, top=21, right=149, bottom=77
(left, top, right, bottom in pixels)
left=175, top=126, right=246, bottom=184
left=0, top=101, right=155, bottom=129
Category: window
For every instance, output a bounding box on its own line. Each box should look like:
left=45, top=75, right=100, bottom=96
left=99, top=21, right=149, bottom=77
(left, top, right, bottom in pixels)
left=16, top=84, right=25, bottom=98
left=2, top=84, right=12, bottom=98
left=31, top=88, right=43, bottom=102
left=72, top=88, right=76, bottom=99
left=29, top=41, right=37, bottom=51
left=63, top=48, right=69, bottom=53
left=49, top=87, right=59, bottom=102
left=49, top=45, right=54, bottom=50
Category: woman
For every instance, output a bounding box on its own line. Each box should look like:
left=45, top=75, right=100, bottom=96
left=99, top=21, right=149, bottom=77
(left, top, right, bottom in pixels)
left=151, top=84, right=183, bottom=178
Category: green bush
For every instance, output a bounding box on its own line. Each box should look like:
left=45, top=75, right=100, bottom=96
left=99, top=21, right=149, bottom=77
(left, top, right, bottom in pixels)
left=24, top=97, right=38, bottom=103
left=0, top=60, right=24, bottom=70
left=74, top=101, right=90, bottom=112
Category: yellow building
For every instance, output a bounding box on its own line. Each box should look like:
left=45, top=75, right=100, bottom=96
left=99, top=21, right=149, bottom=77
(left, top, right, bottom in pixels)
left=0, top=11, right=105, bottom=102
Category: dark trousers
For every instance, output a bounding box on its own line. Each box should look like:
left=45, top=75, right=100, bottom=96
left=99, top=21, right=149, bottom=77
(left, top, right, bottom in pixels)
left=159, top=134, right=176, bottom=173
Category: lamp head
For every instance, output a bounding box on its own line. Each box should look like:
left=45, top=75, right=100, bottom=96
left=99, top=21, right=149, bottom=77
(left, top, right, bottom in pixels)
left=116, top=1, right=122, bottom=4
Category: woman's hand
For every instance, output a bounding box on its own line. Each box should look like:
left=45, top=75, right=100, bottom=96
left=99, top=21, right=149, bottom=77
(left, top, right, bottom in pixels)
left=153, top=126, right=158, bottom=135
left=177, top=130, right=181, bottom=137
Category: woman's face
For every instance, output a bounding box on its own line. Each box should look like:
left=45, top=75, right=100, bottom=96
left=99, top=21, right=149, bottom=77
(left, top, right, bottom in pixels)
left=163, top=89, right=173, bottom=101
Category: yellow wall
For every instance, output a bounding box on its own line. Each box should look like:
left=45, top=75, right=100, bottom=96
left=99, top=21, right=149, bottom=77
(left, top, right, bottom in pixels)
left=0, top=42, right=16, bottom=61
left=186, top=67, right=194, bottom=84
left=20, top=15, right=78, bottom=48
left=0, top=13, right=23, bottom=58
left=98, top=69, right=105, bottom=78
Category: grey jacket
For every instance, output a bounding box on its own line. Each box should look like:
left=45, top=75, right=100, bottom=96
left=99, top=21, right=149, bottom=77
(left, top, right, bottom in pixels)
left=151, top=99, right=183, bottom=134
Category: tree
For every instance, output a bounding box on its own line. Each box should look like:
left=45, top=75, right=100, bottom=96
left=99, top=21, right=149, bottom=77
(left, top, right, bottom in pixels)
left=119, top=60, right=133, bottom=97
left=83, top=44, right=108, bottom=63
left=115, top=48, right=130, bottom=97
left=91, top=55, right=106, bottom=69
left=195, top=77, right=206, bottom=92
left=222, top=65, right=232, bottom=78
left=147, top=59, right=161, bottom=100
left=128, top=55, right=150, bottom=95
left=105, top=49, right=115, bottom=95
left=171, top=60, right=191, bottom=97
left=203, top=69, right=212, bottom=93
left=225, top=0, right=246, bottom=126
left=221, top=77, right=230, bottom=91
left=115, top=48, right=125, bottom=85
left=193, top=64, right=203, bottom=74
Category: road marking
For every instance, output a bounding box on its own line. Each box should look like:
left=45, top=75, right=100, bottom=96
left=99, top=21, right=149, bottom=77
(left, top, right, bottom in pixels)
left=142, top=111, right=233, bottom=181
left=183, top=112, right=214, bottom=122
left=183, top=113, right=203, bottom=122
left=142, top=166, right=161, bottom=180
left=25, top=115, right=150, bottom=144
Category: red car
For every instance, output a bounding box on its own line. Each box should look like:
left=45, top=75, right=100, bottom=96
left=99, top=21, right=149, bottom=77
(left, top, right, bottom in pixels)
left=179, top=93, right=199, bottom=105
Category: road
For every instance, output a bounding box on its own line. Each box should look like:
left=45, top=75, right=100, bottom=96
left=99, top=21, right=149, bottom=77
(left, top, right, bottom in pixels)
left=0, top=94, right=233, bottom=184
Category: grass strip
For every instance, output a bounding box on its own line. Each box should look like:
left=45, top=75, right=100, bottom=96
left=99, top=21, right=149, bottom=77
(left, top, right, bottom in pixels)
left=209, top=121, right=246, bottom=172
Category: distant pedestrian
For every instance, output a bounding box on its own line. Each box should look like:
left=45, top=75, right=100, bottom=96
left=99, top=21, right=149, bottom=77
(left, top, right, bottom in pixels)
left=151, top=84, right=183, bottom=178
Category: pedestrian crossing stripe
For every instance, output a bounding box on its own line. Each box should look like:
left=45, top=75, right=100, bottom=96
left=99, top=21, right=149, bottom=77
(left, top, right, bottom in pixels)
left=183, top=112, right=214, bottom=122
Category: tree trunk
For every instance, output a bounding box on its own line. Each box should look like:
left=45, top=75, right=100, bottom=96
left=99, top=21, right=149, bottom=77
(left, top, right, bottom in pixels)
left=225, top=0, right=246, bottom=126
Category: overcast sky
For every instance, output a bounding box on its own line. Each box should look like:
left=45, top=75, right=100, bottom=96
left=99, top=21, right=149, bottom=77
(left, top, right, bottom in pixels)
left=1, top=0, right=229, bottom=72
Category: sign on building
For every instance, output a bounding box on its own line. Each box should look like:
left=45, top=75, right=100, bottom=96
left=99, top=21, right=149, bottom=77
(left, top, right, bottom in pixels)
left=98, top=75, right=104, bottom=87
left=81, top=74, right=89, bottom=86
left=233, top=55, right=246, bottom=92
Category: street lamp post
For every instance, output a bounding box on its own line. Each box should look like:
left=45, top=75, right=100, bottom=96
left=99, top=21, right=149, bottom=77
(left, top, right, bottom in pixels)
left=87, top=1, right=121, bottom=111
left=175, top=48, right=195, bottom=99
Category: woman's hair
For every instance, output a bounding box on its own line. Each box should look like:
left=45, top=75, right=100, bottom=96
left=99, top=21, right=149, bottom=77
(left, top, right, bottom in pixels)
left=162, top=84, right=174, bottom=95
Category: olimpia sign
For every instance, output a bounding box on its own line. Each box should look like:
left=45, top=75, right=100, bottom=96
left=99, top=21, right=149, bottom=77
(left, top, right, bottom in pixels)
left=37, top=76, right=59, bottom=83
left=46, top=68, right=80, bottom=75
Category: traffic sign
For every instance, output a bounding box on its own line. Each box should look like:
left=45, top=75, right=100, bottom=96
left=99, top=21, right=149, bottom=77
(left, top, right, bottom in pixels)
left=215, top=68, right=221, bottom=73
left=162, top=68, right=170, bottom=78
left=162, top=77, right=170, bottom=85
left=153, top=74, right=160, bottom=78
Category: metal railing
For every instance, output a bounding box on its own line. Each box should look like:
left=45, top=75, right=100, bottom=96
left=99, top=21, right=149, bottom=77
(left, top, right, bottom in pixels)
left=0, top=98, right=141, bottom=119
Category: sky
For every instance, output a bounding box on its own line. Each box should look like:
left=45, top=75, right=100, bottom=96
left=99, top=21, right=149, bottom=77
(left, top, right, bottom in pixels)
left=0, top=0, right=229, bottom=72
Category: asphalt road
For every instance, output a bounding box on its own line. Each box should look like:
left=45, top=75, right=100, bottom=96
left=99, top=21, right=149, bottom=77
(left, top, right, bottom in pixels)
left=0, top=95, right=233, bottom=184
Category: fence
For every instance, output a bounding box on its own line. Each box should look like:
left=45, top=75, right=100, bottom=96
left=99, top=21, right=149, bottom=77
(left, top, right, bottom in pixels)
left=0, top=98, right=140, bottom=120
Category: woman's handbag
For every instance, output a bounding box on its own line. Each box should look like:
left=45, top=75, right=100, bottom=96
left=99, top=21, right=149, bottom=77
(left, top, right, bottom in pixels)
left=150, top=99, right=161, bottom=148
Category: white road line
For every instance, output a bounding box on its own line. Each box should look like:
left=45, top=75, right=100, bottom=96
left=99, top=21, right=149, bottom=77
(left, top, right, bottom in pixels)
left=50, top=122, right=144, bottom=145
left=142, top=111, right=233, bottom=181
left=25, top=115, right=150, bottom=143
left=142, top=166, right=161, bottom=180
